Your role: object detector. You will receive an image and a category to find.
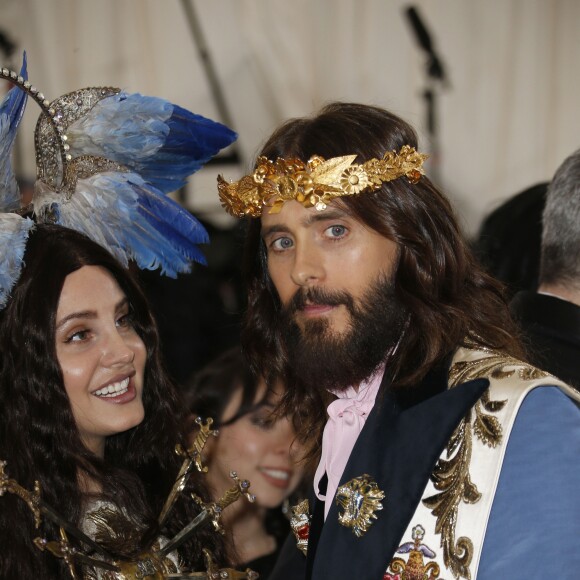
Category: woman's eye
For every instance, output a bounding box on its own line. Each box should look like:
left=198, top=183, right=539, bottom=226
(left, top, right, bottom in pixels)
left=271, top=237, right=293, bottom=251
left=251, top=414, right=275, bottom=430
left=65, top=329, right=90, bottom=343
left=326, top=224, right=347, bottom=238
left=116, top=313, right=133, bottom=328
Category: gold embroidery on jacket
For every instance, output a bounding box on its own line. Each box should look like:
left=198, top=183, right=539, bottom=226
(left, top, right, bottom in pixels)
left=422, top=345, right=545, bottom=579
left=386, top=524, right=444, bottom=580
left=448, top=344, right=549, bottom=387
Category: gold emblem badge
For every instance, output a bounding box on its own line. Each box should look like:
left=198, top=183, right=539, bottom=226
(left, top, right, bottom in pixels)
left=336, top=474, right=385, bottom=537
left=289, top=499, right=311, bottom=555
left=386, top=525, right=442, bottom=580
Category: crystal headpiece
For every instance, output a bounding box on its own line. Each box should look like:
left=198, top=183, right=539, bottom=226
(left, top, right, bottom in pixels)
left=0, top=54, right=237, bottom=308
left=217, top=144, right=428, bottom=218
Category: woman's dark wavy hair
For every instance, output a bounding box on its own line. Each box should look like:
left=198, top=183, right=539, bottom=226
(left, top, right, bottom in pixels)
left=184, top=347, right=264, bottom=428
left=0, top=224, right=225, bottom=578
left=241, top=102, right=525, bottom=460
left=184, top=347, right=296, bottom=563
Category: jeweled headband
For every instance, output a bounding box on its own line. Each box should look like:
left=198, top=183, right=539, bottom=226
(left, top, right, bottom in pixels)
left=0, top=54, right=237, bottom=308
left=217, top=144, right=428, bottom=218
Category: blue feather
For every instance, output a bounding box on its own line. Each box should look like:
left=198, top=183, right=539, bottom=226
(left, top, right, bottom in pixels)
left=67, top=93, right=237, bottom=193
left=128, top=177, right=209, bottom=242
left=140, top=104, right=238, bottom=192
left=418, top=544, right=436, bottom=559
left=396, top=542, right=415, bottom=554
left=33, top=82, right=236, bottom=279
left=0, top=214, right=34, bottom=308
left=0, top=54, right=28, bottom=212
left=34, top=170, right=209, bottom=276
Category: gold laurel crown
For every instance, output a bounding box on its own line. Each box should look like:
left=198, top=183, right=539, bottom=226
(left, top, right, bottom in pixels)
left=217, top=144, right=428, bottom=218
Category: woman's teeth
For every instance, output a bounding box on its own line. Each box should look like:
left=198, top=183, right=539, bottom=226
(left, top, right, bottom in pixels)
left=94, top=378, right=130, bottom=398
left=260, top=468, right=290, bottom=481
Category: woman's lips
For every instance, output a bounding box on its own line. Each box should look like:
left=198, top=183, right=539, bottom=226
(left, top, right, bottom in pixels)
left=258, top=467, right=292, bottom=489
left=92, top=376, right=137, bottom=404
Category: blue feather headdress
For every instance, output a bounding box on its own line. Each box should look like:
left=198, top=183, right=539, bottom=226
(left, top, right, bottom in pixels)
left=0, top=55, right=237, bottom=308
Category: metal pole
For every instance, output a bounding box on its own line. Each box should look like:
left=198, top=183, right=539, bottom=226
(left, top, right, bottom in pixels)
left=179, top=0, right=241, bottom=166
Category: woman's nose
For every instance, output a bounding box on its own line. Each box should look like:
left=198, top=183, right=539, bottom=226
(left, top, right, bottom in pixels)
left=100, top=331, right=136, bottom=367
left=272, top=418, right=298, bottom=454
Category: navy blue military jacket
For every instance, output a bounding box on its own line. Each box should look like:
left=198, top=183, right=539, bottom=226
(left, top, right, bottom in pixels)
left=270, top=359, right=488, bottom=580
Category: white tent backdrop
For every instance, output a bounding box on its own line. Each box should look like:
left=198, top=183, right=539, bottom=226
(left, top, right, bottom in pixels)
left=1, top=0, right=579, bottom=235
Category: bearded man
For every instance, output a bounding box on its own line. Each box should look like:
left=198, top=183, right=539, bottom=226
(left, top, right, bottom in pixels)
left=217, top=103, right=580, bottom=579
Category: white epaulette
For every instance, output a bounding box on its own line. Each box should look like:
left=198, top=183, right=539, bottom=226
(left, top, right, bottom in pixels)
left=383, top=345, right=578, bottom=580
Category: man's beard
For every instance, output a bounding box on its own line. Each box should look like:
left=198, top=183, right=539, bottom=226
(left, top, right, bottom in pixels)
left=279, top=273, right=407, bottom=393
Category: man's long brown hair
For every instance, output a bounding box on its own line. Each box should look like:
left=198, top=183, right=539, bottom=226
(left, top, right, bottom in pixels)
left=241, top=103, right=524, bottom=462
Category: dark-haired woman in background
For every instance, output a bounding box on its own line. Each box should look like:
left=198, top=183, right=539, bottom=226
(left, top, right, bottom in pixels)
left=185, top=347, right=306, bottom=578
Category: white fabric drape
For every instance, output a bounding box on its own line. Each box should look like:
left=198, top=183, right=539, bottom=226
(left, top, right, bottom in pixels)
left=1, top=0, right=579, bottom=234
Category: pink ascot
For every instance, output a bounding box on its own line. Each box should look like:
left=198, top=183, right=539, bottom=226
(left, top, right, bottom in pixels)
left=314, top=367, right=385, bottom=519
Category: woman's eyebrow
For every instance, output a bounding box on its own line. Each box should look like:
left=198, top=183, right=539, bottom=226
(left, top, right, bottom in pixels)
left=56, top=298, right=129, bottom=329
left=55, top=310, right=97, bottom=330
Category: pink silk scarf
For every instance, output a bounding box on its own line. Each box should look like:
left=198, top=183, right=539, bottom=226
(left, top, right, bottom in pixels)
left=313, top=366, right=385, bottom=519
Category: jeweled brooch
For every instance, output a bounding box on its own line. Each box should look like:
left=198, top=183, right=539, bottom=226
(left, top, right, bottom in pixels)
left=289, top=499, right=311, bottom=556
left=336, top=474, right=385, bottom=537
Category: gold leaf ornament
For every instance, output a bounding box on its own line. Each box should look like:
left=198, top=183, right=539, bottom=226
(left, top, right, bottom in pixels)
left=448, top=343, right=549, bottom=388
left=217, top=146, right=428, bottom=218
left=473, top=412, right=502, bottom=448
left=310, top=155, right=358, bottom=185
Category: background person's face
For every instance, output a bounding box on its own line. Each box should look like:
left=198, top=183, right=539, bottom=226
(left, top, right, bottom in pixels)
left=206, top=382, right=304, bottom=509
left=55, top=266, right=147, bottom=457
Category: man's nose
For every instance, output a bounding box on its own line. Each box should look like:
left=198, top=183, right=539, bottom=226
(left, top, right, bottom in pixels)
left=290, top=245, right=325, bottom=287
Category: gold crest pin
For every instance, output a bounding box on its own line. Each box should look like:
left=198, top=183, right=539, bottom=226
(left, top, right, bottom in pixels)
left=289, top=499, right=311, bottom=556
left=336, top=474, right=385, bottom=537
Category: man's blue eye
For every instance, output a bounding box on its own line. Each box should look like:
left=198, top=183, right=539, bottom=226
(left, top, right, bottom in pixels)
left=328, top=225, right=346, bottom=237
left=272, top=237, right=293, bottom=250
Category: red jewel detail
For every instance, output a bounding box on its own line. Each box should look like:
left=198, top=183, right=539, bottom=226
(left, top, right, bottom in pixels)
left=297, top=524, right=310, bottom=540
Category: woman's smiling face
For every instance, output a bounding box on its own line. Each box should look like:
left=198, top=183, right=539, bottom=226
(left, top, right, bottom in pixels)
left=206, top=381, right=304, bottom=509
left=55, top=265, right=147, bottom=457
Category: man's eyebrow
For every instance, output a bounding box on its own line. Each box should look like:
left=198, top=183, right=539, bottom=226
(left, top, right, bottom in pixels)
left=302, top=207, right=349, bottom=226
left=261, top=223, right=289, bottom=238
left=261, top=207, right=350, bottom=238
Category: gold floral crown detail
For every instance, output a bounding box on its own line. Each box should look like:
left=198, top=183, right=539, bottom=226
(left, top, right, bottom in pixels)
left=217, top=145, right=428, bottom=218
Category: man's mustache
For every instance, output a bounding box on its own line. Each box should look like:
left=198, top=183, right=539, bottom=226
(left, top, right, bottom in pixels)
left=284, top=286, right=355, bottom=316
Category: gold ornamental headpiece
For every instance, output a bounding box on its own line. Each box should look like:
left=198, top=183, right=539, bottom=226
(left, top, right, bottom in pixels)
left=217, top=145, right=428, bottom=218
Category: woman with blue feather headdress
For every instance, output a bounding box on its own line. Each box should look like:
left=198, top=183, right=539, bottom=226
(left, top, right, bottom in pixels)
left=0, top=56, right=258, bottom=579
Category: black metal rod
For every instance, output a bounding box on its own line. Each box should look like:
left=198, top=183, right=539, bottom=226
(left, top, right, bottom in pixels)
left=179, top=0, right=241, bottom=165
